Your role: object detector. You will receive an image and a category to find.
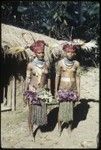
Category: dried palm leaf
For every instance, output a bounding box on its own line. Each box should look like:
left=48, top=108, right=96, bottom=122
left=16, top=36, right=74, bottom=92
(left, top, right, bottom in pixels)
left=48, top=42, right=65, bottom=60
left=24, top=50, right=31, bottom=62
left=2, top=41, right=12, bottom=48
left=25, top=48, right=35, bottom=60
left=81, top=40, right=98, bottom=51
left=18, top=53, right=23, bottom=61
left=21, top=51, right=27, bottom=60
left=72, top=39, right=85, bottom=45
left=22, top=32, right=35, bottom=47
left=8, top=46, right=25, bottom=54
left=14, top=54, right=18, bottom=59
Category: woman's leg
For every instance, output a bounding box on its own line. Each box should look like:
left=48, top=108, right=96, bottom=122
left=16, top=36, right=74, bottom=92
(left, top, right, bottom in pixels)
left=67, top=121, right=72, bottom=133
left=28, top=103, right=33, bottom=135
left=58, top=113, right=62, bottom=135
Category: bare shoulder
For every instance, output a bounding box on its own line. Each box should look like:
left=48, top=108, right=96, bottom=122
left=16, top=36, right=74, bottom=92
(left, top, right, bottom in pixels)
left=57, top=59, right=64, bottom=67
left=27, top=62, right=33, bottom=70
left=74, top=60, right=80, bottom=68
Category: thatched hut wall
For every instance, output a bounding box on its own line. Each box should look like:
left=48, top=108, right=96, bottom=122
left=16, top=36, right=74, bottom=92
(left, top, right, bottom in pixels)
left=1, top=24, right=60, bottom=111
left=0, top=49, right=28, bottom=110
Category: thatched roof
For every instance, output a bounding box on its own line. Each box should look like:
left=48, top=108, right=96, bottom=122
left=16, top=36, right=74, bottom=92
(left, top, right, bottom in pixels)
left=1, top=23, right=98, bottom=63
left=1, top=23, right=61, bottom=62
left=2, top=24, right=59, bottom=47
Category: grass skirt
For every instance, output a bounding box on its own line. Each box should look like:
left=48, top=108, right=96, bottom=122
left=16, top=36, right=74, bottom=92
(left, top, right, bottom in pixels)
left=58, top=101, right=73, bottom=123
left=58, top=90, right=78, bottom=123
left=31, top=100, right=47, bottom=126
left=24, top=90, right=47, bottom=126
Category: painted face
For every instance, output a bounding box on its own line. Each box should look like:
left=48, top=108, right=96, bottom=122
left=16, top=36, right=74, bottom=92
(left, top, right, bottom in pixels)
left=35, top=51, right=44, bottom=60
left=65, top=51, right=76, bottom=60
left=63, top=44, right=77, bottom=60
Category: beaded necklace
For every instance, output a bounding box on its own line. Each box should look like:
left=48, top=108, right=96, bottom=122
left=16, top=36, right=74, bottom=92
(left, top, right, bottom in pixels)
left=64, top=57, right=74, bottom=68
left=33, top=57, right=45, bottom=69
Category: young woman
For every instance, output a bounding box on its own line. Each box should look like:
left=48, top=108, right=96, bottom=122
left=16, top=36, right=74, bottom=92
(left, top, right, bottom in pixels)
left=55, top=44, right=81, bottom=135
left=24, top=40, right=50, bottom=136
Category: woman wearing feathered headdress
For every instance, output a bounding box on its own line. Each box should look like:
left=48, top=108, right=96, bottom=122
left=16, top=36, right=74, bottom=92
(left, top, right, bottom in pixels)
left=23, top=40, right=52, bottom=137
left=55, top=42, right=81, bottom=136
left=54, top=36, right=98, bottom=136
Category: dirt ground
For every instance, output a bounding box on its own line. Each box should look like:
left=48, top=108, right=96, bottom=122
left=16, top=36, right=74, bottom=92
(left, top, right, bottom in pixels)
left=1, top=67, right=99, bottom=149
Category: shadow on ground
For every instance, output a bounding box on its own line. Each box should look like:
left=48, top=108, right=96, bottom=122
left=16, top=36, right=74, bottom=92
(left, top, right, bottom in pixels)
left=33, top=98, right=98, bottom=138
left=40, top=107, right=59, bottom=132
left=71, top=98, right=99, bottom=130
left=33, top=107, right=59, bottom=139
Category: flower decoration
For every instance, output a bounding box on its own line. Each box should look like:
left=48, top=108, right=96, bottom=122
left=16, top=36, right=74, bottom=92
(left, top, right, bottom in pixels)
left=58, top=90, right=78, bottom=102
left=23, top=90, right=41, bottom=105
left=24, top=89, right=53, bottom=105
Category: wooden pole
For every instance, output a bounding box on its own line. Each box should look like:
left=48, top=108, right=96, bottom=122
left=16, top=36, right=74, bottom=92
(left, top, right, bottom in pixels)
left=2, top=87, right=7, bottom=105
left=11, top=76, right=16, bottom=111
left=1, top=79, right=12, bottom=111
left=7, top=79, right=12, bottom=108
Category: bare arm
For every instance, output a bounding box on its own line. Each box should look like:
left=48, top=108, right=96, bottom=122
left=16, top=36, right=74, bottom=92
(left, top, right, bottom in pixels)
left=39, top=62, right=50, bottom=89
left=25, top=63, right=32, bottom=91
left=23, top=63, right=32, bottom=106
left=55, top=61, right=61, bottom=98
left=76, top=61, right=81, bottom=100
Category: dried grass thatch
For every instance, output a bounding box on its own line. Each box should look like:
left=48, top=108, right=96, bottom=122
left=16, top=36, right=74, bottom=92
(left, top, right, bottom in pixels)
left=1, top=24, right=59, bottom=47
left=1, top=23, right=98, bottom=63
left=1, top=23, right=61, bottom=62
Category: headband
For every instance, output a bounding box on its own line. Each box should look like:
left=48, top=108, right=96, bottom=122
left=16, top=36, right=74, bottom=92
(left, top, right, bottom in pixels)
left=30, top=40, right=46, bottom=53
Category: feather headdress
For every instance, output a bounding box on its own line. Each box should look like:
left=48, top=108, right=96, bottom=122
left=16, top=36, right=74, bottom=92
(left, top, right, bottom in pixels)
left=2, top=32, right=49, bottom=61
left=49, top=38, right=98, bottom=60
left=49, top=26, right=98, bottom=59
left=59, top=39, right=98, bottom=50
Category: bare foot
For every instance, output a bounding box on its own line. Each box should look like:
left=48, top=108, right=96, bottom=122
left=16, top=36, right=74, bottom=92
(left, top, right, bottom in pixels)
left=58, top=127, right=62, bottom=137
left=28, top=129, right=33, bottom=136
left=33, top=124, right=38, bottom=132
left=67, top=124, right=72, bottom=137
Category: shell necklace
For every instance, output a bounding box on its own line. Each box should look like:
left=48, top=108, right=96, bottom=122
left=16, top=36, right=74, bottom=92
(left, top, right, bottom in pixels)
left=33, top=58, right=45, bottom=69
left=64, top=57, right=74, bottom=68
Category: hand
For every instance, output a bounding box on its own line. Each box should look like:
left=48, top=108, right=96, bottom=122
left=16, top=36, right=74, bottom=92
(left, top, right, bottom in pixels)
left=55, top=92, right=58, bottom=100
left=29, top=85, right=36, bottom=92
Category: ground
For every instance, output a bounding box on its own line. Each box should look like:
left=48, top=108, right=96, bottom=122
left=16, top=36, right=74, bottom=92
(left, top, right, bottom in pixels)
left=1, top=67, right=99, bottom=148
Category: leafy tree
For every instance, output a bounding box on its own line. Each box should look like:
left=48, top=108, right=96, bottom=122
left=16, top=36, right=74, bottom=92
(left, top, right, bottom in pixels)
left=1, top=1, right=100, bottom=66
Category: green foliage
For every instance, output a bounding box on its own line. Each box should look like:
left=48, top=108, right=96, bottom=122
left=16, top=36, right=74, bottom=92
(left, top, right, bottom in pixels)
left=1, top=1, right=100, bottom=66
